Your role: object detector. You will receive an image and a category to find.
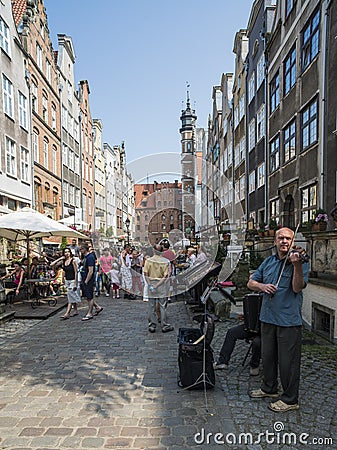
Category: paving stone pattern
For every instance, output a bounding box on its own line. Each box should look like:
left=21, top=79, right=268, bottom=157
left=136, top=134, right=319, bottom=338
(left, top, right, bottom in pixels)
left=0, top=296, right=336, bottom=449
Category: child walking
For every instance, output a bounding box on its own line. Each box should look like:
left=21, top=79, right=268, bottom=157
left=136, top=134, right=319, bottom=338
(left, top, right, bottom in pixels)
left=109, top=263, right=120, bottom=299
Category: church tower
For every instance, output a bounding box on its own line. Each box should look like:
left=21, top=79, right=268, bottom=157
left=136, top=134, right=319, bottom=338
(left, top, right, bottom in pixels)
left=180, top=85, right=197, bottom=238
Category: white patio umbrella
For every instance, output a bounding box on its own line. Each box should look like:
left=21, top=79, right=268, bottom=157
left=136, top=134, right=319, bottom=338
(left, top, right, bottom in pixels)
left=0, top=207, right=86, bottom=273
left=58, top=216, right=89, bottom=228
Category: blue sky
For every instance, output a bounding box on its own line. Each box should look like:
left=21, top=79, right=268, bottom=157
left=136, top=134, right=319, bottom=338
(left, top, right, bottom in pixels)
left=44, top=0, right=253, bottom=165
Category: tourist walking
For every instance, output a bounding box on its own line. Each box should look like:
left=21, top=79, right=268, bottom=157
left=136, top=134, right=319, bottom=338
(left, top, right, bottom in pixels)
left=100, top=248, right=113, bottom=296
left=51, top=248, right=81, bottom=320
left=120, top=245, right=133, bottom=299
left=143, top=244, right=174, bottom=333
left=80, top=243, right=103, bottom=321
left=109, top=263, right=120, bottom=299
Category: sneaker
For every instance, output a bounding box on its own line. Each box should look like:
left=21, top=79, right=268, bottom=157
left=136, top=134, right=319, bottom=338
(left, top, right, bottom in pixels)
left=148, top=325, right=156, bottom=333
left=268, top=399, right=299, bottom=412
left=105, top=293, right=110, bottom=297
left=213, top=362, right=228, bottom=370
left=162, top=325, right=174, bottom=333
left=249, top=367, right=260, bottom=376
left=249, top=388, right=279, bottom=399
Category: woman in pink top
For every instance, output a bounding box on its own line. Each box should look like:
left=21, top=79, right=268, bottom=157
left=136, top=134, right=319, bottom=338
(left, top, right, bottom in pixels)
left=100, top=248, right=113, bottom=296
left=1, top=261, right=25, bottom=297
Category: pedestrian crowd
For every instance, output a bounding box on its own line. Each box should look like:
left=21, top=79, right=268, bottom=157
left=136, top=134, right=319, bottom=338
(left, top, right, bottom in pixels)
left=1, top=239, right=206, bottom=331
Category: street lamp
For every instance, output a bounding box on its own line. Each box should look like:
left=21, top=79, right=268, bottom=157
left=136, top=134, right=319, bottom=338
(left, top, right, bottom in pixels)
left=125, top=217, right=130, bottom=246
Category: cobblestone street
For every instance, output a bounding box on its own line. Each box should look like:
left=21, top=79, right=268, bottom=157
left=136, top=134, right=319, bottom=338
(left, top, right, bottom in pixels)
left=0, top=295, right=336, bottom=449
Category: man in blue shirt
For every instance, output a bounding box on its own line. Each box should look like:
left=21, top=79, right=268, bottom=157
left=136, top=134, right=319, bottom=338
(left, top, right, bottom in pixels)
left=80, top=243, right=103, bottom=321
left=247, top=227, right=308, bottom=412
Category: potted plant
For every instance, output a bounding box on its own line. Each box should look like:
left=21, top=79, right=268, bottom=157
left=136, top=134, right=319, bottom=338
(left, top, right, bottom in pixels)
left=268, top=219, right=279, bottom=236
left=311, top=209, right=329, bottom=231
left=257, top=221, right=266, bottom=237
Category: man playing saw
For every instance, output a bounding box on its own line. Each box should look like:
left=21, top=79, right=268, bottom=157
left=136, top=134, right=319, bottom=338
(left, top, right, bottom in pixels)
left=247, top=227, right=309, bottom=412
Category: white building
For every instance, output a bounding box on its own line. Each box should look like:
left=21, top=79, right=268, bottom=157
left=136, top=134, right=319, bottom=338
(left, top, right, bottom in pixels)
left=0, top=0, right=31, bottom=212
left=56, top=34, right=81, bottom=220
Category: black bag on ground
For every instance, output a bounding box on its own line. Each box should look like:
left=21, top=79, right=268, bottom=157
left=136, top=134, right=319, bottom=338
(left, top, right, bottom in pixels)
left=177, top=314, right=215, bottom=390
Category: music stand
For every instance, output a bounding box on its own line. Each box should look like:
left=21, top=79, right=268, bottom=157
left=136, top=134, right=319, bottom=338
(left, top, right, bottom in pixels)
left=178, top=278, right=217, bottom=412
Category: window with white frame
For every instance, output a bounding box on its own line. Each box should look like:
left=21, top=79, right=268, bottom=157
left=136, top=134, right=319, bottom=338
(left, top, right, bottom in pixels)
left=63, top=181, right=69, bottom=204
left=67, top=81, right=72, bottom=101
left=2, top=75, right=13, bottom=118
left=239, top=94, right=245, bottom=121
left=301, top=184, right=317, bottom=223
left=69, top=184, right=75, bottom=205
left=74, top=154, right=80, bottom=174
left=31, top=81, right=38, bottom=112
left=256, top=54, right=265, bottom=89
left=270, top=71, right=280, bottom=113
left=43, top=138, right=48, bottom=169
left=256, top=104, right=265, bottom=141
left=239, top=175, right=245, bottom=200
left=75, top=188, right=80, bottom=208
left=284, top=46, right=296, bottom=94
left=6, top=136, right=16, bottom=177
left=42, top=94, right=48, bottom=123
left=270, top=198, right=280, bottom=219
left=224, top=181, right=230, bottom=205
left=62, top=106, right=67, bottom=128
left=68, top=150, right=74, bottom=171
left=301, top=98, right=318, bottom=150
left=248, top=72, right=255, bottom=103
left=234, top=180, right=240, bottom=202
left=62, top=144, right=68, bottom=166
left=249, top=170, right=256, bottom=193
left=74, top=120, right=79, bottom=141
left=234, top=144, right=240, bottom=167
left=257, top=162, right=265, bottom=188
left=0, top=16, right=10, bottom=55
left=18, top=91, right=28, bottom=129
left=270, top=134, right=280, bottom=173
left=45, top=59, right=51, bottom=83
left=36, top=43, right=43, bottom=70
left=51, top=104, right=56, bottom=130
left=284, top=119, right=296, bottom=162
left=33, top=130, right=39, bottom=162
left=248, top=118, right=256, bottom=151
left=223, top=119, right=228, bottom=136
left=286, top=0, right=294, bottom=17
left=223, top=147, right=228, bottom=171
left=234, top=105, right=239, bottom=129
left=52, top=146, right=57, bottom=173
left=302, top=9, right=320, bottom=72
left=20, top=147, right=29, bottom=182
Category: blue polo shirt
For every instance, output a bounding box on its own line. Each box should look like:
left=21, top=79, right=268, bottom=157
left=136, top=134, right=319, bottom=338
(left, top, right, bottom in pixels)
left=252, top=254, right=309, bottom=327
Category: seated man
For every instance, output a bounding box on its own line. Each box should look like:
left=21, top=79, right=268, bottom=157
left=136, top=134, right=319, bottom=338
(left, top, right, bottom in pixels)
left=213, top=315, right=261, bottom=376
